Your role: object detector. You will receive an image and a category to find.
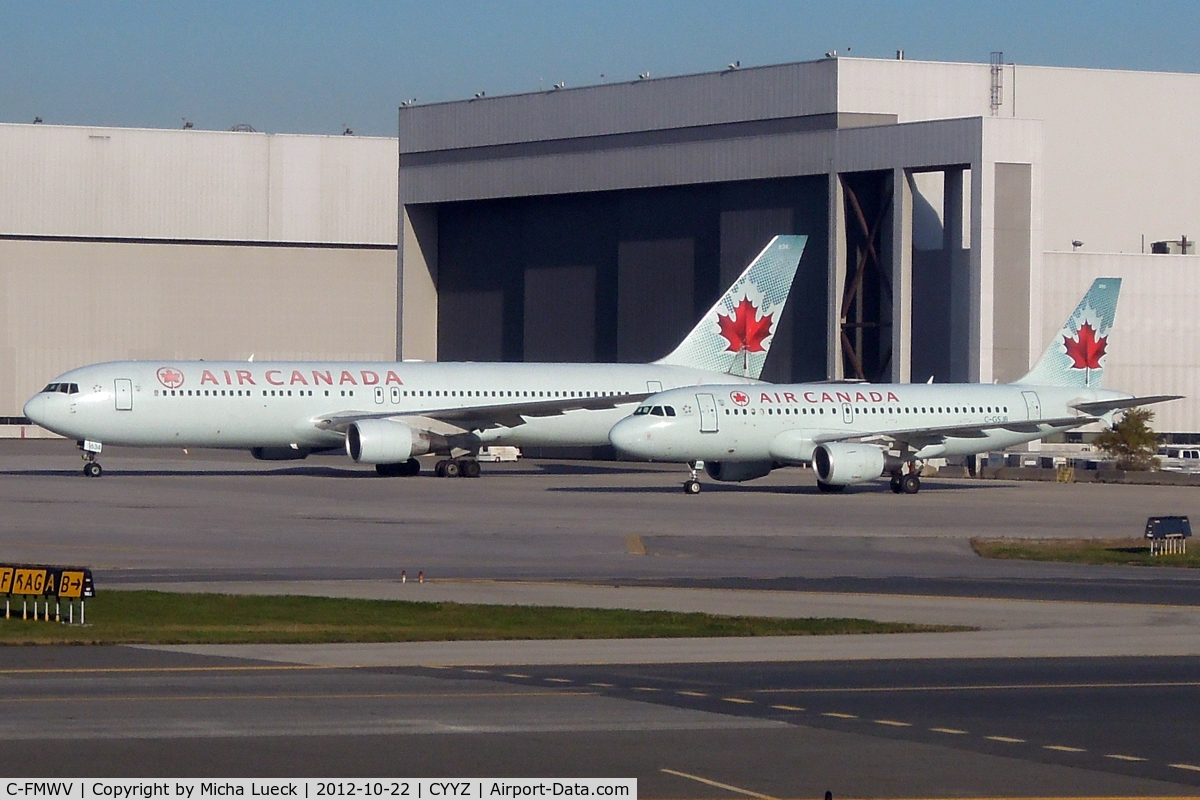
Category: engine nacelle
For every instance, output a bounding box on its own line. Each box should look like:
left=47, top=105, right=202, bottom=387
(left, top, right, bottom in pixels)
left=250, top=446, right=310, bottom=461
left=704, top=460, right=773, bottom=483
left=813, top=442, right=899, bottom=486
left=345, top=419, right=430, bottom=464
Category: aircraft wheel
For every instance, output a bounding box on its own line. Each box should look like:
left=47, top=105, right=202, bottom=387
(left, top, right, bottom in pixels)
left=901, top=474, right=921, bottom=494
left=83, top=462, right=102, bottom=478
left=443, top=460, right=461, bottom=478
left=890, top=475, right=903, bottom=494
left=434, top=460, right=448, bottom=477
left=404, top=458, right=422, bottom=477
left=683, top=479, right=701, bottom=495
left=816, top=480, right=844, bottom=493
left=460, top=459, right=481, bottom=478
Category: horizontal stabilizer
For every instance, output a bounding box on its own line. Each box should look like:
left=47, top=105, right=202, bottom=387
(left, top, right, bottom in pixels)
left=1070, top=395, right=1183, bottom=416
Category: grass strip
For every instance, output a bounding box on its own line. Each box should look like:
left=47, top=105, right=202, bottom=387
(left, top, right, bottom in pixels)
left=972, top=538, right=1200, bottom=568
left=0, top=590, right=964, bottom=645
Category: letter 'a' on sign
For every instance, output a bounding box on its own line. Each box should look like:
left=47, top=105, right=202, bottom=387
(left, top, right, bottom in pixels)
left=12, top=568, right=47, bottom=596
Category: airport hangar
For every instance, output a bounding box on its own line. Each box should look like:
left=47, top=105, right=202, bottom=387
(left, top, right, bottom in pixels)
left=3, top=55, right=1200, bottom=440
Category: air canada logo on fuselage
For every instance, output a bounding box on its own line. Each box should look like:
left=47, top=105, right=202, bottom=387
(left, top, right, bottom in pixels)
left=730, top=390, right=750, bottom=406
left=156, top=367, right=184, bottom=389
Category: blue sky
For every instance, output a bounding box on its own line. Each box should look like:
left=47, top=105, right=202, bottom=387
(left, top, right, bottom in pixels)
left=3, top=1, right=1197, bottom=137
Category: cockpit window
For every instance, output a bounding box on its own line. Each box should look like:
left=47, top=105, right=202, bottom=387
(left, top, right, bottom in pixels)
left=42, top=383, right=78, bottom=394
left=650, top=406, right=664, bottom=416
left=664, top=406, right=676, bottom=416
left=633, top=406, right=652, bottom=415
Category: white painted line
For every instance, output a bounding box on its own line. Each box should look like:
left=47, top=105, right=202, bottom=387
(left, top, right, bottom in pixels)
left=931, top=727, right=967, bottom=735
left=771, top=704, right=804, bottom=712
left=463, top=669, right=490, bottom=674
left=544, top=677, right=572, bottom=683
left=504, top=673, right=530, bottom=679
left=985, top=735, right=1025, bottom=743
left=1105, top=754, right=1147, bottom=762
left=634, top=686, right=660, bottom=692
left=587, top=682, right=613, bottom=687
left=875, top=719, right=911, bottom=727
left=1044, top=745, right=1086, bottom=753
left=822, top=712, right=857, bottom=719
left=1169, top=763, right=1200, bottom=772
left=723, top=697, right=755, bottom=704
left=660, top=768, right=778, bottom=800
left=677, top=690, right=707, bottom=697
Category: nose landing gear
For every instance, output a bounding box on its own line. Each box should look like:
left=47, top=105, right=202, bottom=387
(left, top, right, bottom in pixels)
left=79, top=442, right=104, bottom=478
left=682, top=461, right=702, bottom=494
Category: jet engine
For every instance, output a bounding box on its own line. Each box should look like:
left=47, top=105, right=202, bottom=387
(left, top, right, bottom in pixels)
left=812, top=442, right=901, bottom=486
left=345, top=419, right=431, bottom=464
left=704, top=460, right=774, bottom=483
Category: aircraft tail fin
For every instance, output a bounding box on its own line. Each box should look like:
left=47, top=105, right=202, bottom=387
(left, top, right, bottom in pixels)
left=1016, top=277, right=1121, bottom=389
left=656, top=235, right=806, bottom=378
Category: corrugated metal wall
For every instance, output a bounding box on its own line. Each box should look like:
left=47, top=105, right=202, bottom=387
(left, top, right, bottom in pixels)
left=1041, top=252, right=1200, bottom=434
left=0, top=124, right=398, bottom=244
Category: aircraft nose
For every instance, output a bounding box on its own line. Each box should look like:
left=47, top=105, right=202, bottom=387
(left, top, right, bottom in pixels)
left=609, top=417, right=654, bottom=457
left=23, top=394, right=47, bottom=426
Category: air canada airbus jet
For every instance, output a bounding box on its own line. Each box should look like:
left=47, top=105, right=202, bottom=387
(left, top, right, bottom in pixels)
left=24, top=236, right=806, bottom=478
left=609, top=277, right=1181, bottom=494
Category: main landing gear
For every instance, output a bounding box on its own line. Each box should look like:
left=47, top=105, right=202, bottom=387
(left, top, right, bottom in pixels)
left=435, top=458, right=481, bottom=479
left=683, top=462, right=702, bottom=494
left=889, top=472, right=921, bottom=494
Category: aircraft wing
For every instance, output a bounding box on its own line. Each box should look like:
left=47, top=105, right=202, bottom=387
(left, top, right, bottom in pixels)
left=313, top=392, right=653, bottom=434
left=813, top=415, right=1099, bottom=451
left=1070, top=395, right=1183, bottom=416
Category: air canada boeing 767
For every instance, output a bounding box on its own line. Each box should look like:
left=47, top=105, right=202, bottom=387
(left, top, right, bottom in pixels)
left=609, top=277, right=1181, bottom=494
left=24, top=236, right=806, bottom=477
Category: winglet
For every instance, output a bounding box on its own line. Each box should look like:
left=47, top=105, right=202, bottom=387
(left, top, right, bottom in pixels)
left=1016, top=277, right=1121, bottom=388
left=655, top=235, right=807, bottom=378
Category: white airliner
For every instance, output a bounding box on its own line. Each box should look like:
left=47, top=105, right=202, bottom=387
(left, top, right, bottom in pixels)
left=24, top=236, right=806, bottom=478
left=609, top=277, right=1181, bottom=494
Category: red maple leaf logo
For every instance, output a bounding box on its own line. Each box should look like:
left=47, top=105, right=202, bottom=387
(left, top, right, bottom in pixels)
left=157, top=367, right=184, bottom=389
left=717, top=297, right=773, bottom=353
left=1063, top=321, right=1107, bottom=370
left=730, top=390, right=750, bottom=406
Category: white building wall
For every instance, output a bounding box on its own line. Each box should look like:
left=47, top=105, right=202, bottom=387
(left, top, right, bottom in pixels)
left=0, top=124, right=398, bottom=244
left=1042, top=251, right=1200, bottom=434
left=837, top=58, right=1200, bottom=254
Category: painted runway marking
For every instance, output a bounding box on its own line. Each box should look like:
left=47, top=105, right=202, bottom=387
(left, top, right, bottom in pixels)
left=677, top=691, right=708, bottom=697
left=985, top=735, right=1025, bottom=743
left=930, top=727, right=968, bottom=735
left=1105, top=754, right=1147, bottom=762
left=771, top=705, right=804, bottom=712
left=1044, top=745, right=1087, bottom=753
left=588, top=682, right=614, bottom=688
left=659, top=768, right=777, bottom=800
left=1169, top=763, right=1200, bottom=772
left=723, top=697, right=754, bottom=704
left=544, top=677, right=572, bottom=683
left=634, top=686, right=661, bottom=692
left=504, top=673, right=531, bottom=679
left=625, top=534, right=647, bottom=555
left=758, top=679, right=1200, bottom=694
left=822, top=712, right=857, bottom=719
left=874, top=719, right=911, bottom=727
left=0, top=665, right=348, bottom=675
left=463, top=669, right=491, bottom=674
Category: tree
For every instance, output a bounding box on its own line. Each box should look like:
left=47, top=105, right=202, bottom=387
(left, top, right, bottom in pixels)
left=1094, top=407, right=1160, bottom=471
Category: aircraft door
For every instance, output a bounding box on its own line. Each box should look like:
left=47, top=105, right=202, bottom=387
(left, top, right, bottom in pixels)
left=374, top=386, right=385, bottom=405
left=696, top=393, right=718, bottom=433
left=841, top=402, right=853, bottom=425
left=1021, top=391, right=1042, bottom=421
left=114, top=379, right=133, bottom=411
